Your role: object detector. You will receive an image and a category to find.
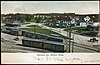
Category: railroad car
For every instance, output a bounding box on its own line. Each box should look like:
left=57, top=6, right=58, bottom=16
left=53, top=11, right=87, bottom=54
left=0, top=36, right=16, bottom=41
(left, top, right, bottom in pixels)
left=35, top=32, right=48, bottom=40
left=10, top=28, right=22, bottom=36
left=22, top=30, right=30, bottom=37
left=47, top=36, right=63, bottom=42
left=21, top=30, right=63, bottom=42
left=22, top=38, right=64, bottom=52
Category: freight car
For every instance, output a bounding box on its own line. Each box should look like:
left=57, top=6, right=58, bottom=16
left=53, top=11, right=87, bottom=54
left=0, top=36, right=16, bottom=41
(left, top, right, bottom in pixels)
left=22, top=31, right=39, bottom=39
left=22, top=30, right=32, bottom=37
left=22, top=38, right=64, bottom=52
left=35, top=32, right=49, bottom=39
left=1, top=26, right=22, bottom=36
left=22, top=30, right=47, bottom=39
left=47, top=35, right=63, bottom=42
left=10, top=28, right=22, bottom=36
left=21, top=30, right=63, bottom=42
left=2, top=27, right=13, bottom=34
left=1, top=26, right=11, bottom=34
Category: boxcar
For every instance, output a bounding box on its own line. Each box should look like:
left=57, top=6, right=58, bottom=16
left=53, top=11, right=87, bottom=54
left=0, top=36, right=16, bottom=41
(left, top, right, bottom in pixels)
left=55, top=45, right=64, bottom=52
left=29, top=32, right=36, bottom=39
left=22, top=38, right=43, bottom=48
left=43, top=41, right=52, bottom=50
left=22, top=30, right=30, bottom=37
left=21, top=30, right=63, bottom=42
left=32, top=40, right=43, bottom=48
left=29, top=41, right=33, bottom=47
left=34, top=33, right=63, bottom=42
left=43, top=40, right=64, bottom=52
left=47, top=36, right=63, bottom=42
left=35, top=33, right=48, bottom=40
left=27, top=32, right=49, bottom=40
left=22, top=39, right=28, bottom=46
left=22, top=38, right=64, bottom=52
left=22, top=30, right=27, bottom=36
left=10, top=28, right=22, bottom=36
left=3, top=27, right=12, bottom=34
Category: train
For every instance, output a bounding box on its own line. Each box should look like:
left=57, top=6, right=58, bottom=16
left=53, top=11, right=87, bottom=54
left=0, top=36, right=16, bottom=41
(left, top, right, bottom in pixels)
left=1, top=26, right=64, bottom=42
left=1, top=27, right=22, bottom=36
left=22, top=38, right=64, bottom=52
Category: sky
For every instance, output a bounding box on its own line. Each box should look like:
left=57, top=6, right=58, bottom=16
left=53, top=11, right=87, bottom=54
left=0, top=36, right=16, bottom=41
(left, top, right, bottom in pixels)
left=1, top=1, right=100, bottom=14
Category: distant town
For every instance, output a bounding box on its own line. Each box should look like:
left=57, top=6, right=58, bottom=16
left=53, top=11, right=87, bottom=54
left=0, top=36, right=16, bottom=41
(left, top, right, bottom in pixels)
left=1, top=13, right=100, bottom=53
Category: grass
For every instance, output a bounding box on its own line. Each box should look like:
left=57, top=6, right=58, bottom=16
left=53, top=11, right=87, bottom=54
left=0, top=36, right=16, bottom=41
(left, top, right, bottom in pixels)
left=20, top=25, right=66, bottom=38
left=64, top=26, right=99, bottom=37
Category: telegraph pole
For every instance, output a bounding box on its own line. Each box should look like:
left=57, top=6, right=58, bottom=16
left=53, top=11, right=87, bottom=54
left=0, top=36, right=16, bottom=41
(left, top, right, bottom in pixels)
left=72, top=30, right=74, bottom=53
left=34, top=18, right=37, bottom=38
left=68, top=21, right=71, bottom=52
left=68, top=16, right=75, bottom=53
left=98, top=22, right=100, bottom=36
left=64, top=14, right=75, bottom=53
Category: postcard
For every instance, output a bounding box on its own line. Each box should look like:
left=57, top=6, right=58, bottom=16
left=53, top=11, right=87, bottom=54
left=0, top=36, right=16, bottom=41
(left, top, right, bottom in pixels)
left=1, top=1, right=100, bottom=64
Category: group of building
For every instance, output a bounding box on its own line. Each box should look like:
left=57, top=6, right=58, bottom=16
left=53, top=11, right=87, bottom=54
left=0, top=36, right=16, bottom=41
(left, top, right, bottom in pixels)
left=33, top=13, right=100, bottom=27
left=1, top=13, right=100, bottom=27
left=1, top=16, right=21, bottom=27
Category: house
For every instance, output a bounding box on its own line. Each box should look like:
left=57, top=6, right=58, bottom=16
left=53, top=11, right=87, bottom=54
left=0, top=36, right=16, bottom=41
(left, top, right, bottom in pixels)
left=5, top=16, right=16, bottom=21
left=79, top=19, right=87, bottom=27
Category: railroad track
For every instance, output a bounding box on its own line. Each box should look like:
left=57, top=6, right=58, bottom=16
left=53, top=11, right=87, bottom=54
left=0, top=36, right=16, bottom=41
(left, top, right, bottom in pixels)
left=71, top=41, right=99, bottom=52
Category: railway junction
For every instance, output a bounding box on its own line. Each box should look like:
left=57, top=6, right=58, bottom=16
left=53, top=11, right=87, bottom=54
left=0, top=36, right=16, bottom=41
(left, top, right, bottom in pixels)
left=1, top=22, right=100, bottom=53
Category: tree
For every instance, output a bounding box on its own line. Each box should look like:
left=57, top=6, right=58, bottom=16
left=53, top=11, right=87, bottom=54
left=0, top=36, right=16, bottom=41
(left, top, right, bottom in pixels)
left=86, top=25, right=93, bottom=31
